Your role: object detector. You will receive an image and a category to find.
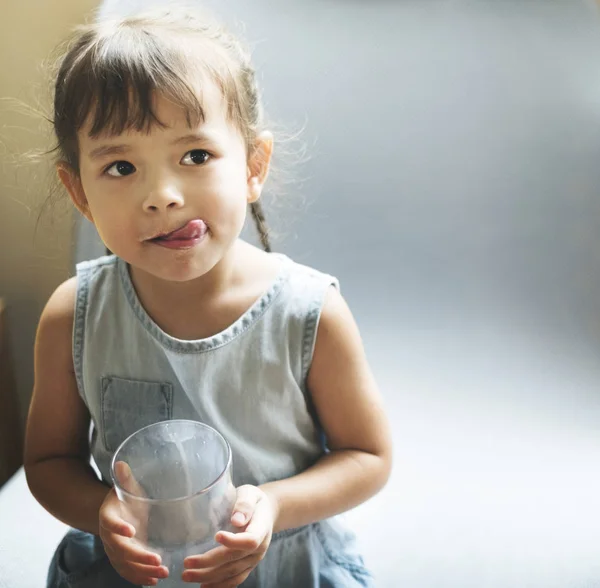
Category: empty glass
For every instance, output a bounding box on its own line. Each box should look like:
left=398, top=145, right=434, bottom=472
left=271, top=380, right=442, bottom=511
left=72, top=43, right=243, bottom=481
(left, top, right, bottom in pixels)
left=110, top=419, right=236, bottom=587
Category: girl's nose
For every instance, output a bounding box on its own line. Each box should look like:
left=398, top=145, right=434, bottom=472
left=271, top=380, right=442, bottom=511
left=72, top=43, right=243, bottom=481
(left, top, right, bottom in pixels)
left=142, top=182, right=184, bottom=212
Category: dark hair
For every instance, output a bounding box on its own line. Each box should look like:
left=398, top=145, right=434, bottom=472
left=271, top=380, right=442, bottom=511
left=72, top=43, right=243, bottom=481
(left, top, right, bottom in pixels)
left=53, top=6, right=271, bottom=251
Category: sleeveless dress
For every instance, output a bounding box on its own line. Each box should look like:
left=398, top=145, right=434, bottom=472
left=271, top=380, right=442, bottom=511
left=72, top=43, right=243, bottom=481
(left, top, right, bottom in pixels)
left=47, top=253, right=373, bottom=588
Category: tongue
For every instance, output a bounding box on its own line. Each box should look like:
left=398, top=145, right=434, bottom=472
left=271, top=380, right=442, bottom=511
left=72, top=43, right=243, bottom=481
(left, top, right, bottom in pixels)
left=162, top=219, right=207, bottom=241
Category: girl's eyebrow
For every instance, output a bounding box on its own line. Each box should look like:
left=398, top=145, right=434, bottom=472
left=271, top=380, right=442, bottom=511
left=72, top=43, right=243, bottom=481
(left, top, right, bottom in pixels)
left=87, top=132, right=218, bottom=160
left=172, top=132, right=217, bottom=145
left=88, top=144, right=131, bottom=161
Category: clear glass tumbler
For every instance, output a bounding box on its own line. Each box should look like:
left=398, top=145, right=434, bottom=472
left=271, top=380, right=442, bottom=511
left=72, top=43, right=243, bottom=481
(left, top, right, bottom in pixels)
left=110, top=419, right=236, bottom=587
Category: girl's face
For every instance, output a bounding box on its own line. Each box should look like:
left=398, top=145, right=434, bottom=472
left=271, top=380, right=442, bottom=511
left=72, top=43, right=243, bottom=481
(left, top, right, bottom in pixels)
left=60, top=81, right=272, bottom=283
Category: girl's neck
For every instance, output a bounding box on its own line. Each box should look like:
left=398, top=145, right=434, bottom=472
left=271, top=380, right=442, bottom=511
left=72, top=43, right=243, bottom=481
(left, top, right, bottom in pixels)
left=125, top=240, right=280, bottom=341
left=129, top=240, right=244, bottom=309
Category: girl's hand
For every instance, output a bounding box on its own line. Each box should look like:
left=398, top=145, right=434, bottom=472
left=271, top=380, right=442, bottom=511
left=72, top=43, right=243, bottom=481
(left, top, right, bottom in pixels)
left=182, top=485, right=278, bottom=587
left=99, top=462, right=169, bottom=586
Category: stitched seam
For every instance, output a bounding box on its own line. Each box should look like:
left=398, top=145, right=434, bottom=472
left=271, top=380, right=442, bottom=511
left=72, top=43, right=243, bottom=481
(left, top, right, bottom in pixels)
left=118, top=256, right=290, bottom=354
left=301, top=302, right=320, bottom=387
left=301, top=276, right=338, bottom=389
left=162, top=383, right=174, bottom=419
left=73, top=263, right=92, bottom=401
left=100, top=376, right=174, bottom=452
left=270, top=523, right=313, bottom=542
left=100, top=377, right=110, bottom=452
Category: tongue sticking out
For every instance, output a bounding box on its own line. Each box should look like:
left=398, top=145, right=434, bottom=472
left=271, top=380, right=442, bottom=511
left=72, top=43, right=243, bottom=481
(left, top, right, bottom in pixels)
left=160, top=219, right=207, bottom=241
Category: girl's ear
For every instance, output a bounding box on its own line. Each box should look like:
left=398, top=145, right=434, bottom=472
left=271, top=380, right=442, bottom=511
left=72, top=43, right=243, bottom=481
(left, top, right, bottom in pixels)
left=56, top=162, right=93, bottom=223
left=247, top=131, right=274, bottom=204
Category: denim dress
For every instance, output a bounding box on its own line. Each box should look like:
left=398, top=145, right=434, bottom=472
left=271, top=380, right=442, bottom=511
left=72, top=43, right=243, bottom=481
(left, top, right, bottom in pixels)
left=46, top=253, right=373, bottom=588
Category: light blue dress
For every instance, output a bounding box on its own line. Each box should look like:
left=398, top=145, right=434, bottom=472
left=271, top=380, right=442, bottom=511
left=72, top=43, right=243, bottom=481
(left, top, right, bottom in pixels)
left=47, top=253, right=373, bottom=587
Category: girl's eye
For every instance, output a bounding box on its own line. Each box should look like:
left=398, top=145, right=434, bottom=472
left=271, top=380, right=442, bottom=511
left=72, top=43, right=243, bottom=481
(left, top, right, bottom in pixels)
left=181, top=149, right=210, bottom=166
left=106, top=161, right=136, bottom=177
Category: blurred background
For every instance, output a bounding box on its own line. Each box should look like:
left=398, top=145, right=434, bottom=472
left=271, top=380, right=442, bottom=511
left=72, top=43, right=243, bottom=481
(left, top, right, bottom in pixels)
left=2, top=0, right=600, bottom=586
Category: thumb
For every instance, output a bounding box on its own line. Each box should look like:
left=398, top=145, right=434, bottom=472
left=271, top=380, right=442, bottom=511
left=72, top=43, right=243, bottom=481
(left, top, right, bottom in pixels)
left=100, top=489, right=135, bottom=538
left=114, top=461, right=146, bottom=498
left=231, top=485, right=260, bottom=528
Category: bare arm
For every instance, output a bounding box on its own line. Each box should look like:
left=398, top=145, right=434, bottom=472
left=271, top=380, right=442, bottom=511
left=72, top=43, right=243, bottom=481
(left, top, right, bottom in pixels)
left=24, top=278, right=110, bottom=536
left=260, top=287, right=393, bottom=532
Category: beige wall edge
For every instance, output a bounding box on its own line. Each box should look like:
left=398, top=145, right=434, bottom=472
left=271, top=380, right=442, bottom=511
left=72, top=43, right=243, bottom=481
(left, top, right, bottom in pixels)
left=0, top=0, right=99, bottom=471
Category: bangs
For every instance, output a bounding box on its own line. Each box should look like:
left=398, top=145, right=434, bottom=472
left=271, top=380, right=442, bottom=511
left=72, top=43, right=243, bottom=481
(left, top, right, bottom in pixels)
left=56, top=27, right=209, bottom=141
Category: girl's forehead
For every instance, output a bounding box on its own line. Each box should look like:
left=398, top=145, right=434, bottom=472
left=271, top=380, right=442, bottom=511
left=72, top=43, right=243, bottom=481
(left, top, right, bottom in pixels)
left=81, top=81, right=231, bottom=142
left=154, top=80, right=226, bottom=127
left=78, top=88, right=244, bottom=158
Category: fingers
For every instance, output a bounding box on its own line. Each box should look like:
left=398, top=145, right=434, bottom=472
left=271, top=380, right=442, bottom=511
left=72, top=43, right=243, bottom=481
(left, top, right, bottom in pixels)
left=217, top=497, right=273, bottom=550
left=105, top=466, right=149, bottom=544
left=103, top=539, right=168, bottom=585
left=103, top=466, right=160, bottom=585
left=239, top=498, right=271, bottom=542
left=184, top=546, right=246, bottom=569
left=105, top=534, right=163, bottom=566
left=100, top=488, right=136, bottom=538
left=182, top=485, right=274, bottom=586
left=230, top=485, right=260, bottom=528
left=113, top=561, right=169, bottom=586
left=183, top=533, right=269, bottom=585
left=182, top=553, right=258, bottom=585
left=100, top=513, right=135, bottom=539
left=215, top=530, right=263, bottom=551
left=101, top=491, right=162, bottom=568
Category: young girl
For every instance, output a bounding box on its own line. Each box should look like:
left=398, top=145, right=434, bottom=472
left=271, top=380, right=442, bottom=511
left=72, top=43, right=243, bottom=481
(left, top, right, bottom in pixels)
left=24, top=6, right=392, bottom=588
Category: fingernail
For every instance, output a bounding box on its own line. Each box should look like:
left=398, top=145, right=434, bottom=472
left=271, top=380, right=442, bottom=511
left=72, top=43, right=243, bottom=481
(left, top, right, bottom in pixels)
left=232, top=512, right=246, bottom=525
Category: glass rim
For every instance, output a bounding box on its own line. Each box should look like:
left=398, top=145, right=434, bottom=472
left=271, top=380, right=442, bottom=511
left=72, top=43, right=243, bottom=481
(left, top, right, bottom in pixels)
left=109, top=419, right=232, bottom=504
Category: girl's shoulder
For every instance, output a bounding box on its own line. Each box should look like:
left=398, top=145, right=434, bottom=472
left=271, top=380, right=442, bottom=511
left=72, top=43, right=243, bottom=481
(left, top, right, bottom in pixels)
left=235, top=243, right=339, bottom=311
left=275, top=253, right=339, bottom=291
left=41, top=276, right=78, bottom=328
left=73, top=254, right=122, bottom=296
left=75, top=253, right=118, bottom=275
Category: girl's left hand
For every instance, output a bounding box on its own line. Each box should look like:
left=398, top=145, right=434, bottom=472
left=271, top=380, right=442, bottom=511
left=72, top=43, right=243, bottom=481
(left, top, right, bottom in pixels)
left=182, top=485, right=278, bottom=587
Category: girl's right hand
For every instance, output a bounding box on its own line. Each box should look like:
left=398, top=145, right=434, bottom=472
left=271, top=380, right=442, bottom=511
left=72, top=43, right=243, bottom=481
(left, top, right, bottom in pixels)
left=99, top=483, right=169, bottom=585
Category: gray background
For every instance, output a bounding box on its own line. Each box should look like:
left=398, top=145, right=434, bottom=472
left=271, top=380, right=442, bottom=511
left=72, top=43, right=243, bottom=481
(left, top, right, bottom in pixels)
left=84, top=0, right=600, bottom=585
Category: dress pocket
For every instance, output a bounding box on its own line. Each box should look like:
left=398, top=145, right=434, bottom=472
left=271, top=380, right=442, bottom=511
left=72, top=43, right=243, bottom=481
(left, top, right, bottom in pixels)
left=100, top=375, right=173, bottom=454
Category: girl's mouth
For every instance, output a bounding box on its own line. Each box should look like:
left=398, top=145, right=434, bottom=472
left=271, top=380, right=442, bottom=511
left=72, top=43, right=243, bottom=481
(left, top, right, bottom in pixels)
left=149, top=219, right=208, bottom=250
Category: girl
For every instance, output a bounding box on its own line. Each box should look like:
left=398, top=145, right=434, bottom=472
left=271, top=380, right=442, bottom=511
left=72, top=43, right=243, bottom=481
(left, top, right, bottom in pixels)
left=23, top=6, right=392, bottom=588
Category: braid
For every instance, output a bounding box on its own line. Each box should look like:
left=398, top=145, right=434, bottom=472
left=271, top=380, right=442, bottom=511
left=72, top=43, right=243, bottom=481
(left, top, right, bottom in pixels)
left=250, top=201, right=271, bottom=253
